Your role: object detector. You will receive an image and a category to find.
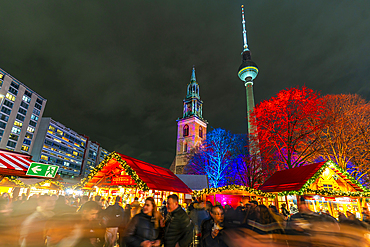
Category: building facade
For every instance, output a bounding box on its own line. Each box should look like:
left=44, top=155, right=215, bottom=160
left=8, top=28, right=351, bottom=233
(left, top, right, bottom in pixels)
left=31, top=117, right=87, bottom=178
left=173, top=67, right=207, bottom=174
left=0, top=68, right=47, bottom=154
left=81, top=141, right=109, bottom=177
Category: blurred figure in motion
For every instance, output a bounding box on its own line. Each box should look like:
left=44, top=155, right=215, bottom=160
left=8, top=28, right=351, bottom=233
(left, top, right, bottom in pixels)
left=103, top=196, right=124, bottom=247
left=75, top=201, right=105, bottom=247
left=280, top=203, right=290, bottom=220
left=130, top=197, right=141, bottom=218
left=20, top=195, right=56, bottom=247
left=189, top=200, right=209, bottom=239
left=124, top=197, right=161, bottom=247
left=201, top=205, right=228, bottom=247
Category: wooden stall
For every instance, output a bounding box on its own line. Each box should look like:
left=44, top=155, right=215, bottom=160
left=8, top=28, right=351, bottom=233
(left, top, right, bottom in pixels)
left=193, top=185, right=274, bottom=208
left=259, top=160, right=370, bottom=219
left=72, top=151, right=192, bottom=206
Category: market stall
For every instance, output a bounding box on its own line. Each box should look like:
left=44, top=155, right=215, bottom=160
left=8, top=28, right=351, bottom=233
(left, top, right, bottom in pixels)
left=72, top=151, right=192, bottom=206
left=0, top=150, right=37, bottom=198
left=193, top=185, right=274, bottom=208
left=259, top=160, right=370, bottom=219
left=0, top=149, right=64, bottom=198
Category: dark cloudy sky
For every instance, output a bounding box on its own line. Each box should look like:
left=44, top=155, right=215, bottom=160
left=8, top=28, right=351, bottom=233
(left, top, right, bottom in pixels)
left=0, top=1, right=369, bottom=168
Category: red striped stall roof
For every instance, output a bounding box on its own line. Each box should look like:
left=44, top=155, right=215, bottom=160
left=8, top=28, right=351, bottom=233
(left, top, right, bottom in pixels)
left=0, top=152, right=33, bottom=177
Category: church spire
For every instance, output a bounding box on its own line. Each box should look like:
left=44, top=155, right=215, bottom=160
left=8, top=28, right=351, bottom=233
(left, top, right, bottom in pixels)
left=182, top=66, right=203, bottom=119
left=190, top=65, right=196, bottom=82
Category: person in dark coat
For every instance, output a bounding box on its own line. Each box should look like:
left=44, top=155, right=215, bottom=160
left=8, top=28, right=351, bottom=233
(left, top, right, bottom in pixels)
left=124, top=197, right=161, bottom=247
left=200, top=205, right=228, bottom=247
left=103, top=196, right=125, bottom=247
left=164, top=194, right=194, bottom=247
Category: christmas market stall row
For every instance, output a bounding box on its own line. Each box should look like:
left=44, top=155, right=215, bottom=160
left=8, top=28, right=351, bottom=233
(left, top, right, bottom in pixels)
left=72, top=152, right=192, bottom=206
left=258, top=160, right=370, bottom=219
left=0, top=149, right=64, bottom=198
left=193, top=185, right=275, bottom=209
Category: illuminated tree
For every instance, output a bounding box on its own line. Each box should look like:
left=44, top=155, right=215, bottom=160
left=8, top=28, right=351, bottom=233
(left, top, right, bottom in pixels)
left=185, top=128, right=238, bottom=188
left=309, top=94, right=370, bottom=183
left=252, top=86, right=326, bottom=169
left=228, top=134, right=276, bottom=188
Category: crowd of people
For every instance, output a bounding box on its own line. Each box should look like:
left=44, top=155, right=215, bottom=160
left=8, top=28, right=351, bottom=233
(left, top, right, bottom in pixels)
left=1, top=192, right=370, bottom=247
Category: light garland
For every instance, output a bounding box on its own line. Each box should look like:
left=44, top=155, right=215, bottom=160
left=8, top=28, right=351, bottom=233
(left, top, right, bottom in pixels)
left=33, top=179, right=65, bottom=190
left=193, top=184, right=275, bottom=198
left=4, top=176, right=28, bottom=188
left=71, top=152, right=149, bottom=191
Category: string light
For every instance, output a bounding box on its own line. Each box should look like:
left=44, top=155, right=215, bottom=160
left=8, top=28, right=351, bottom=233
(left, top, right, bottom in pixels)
left=70, top=152, right=150, bottom=191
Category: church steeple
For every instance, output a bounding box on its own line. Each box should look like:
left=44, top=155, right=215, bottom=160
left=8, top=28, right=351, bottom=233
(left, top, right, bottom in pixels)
left=183, top=66, right=203, bottom=119
left=173, top=66, right=208, bottom=174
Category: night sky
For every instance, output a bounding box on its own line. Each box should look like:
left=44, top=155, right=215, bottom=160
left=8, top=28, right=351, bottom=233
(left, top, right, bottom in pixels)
left=0, top=1, right=369, bottom=168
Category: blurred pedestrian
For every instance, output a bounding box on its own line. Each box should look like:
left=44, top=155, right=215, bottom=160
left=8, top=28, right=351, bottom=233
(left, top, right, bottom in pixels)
left=53, top=195, right=76, bottom=215
left=280, top=203, right=290, bottom=220
left=74, top=201, right=105, bottom=247
left=164, top=194, right=194, bottom=247
left=19, top=195, right=56, bottom=247
left=124, top=197, right=161, bottom=247
left=131, top=197, right=141, bottom=218
left=103, top=196, right=125, bottom=247
left=160, top=201, right=168, bottom=218
left=189, top=200, right=209, bottom=235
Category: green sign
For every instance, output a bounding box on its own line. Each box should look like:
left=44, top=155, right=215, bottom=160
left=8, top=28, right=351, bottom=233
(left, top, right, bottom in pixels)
left=26, top=163, right=59, bottom=178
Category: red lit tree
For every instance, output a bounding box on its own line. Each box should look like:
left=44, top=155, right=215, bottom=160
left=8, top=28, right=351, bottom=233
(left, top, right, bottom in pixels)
left=252, top=86, right=326, bottom=169
left=309, top=94, right=370, bottom=183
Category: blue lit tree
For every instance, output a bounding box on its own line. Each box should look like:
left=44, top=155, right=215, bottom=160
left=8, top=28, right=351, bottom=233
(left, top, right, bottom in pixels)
left=184, top=129, right=271, bottom=188
left=184, top=128, right=239, bottom=188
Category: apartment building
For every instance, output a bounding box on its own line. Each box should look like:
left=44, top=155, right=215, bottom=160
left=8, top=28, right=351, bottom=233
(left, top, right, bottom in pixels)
left=0, top=68, right=46, bottom=154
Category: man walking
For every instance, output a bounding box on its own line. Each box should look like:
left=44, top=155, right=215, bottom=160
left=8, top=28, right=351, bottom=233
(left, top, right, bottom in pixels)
left=164, top=194, right=194, bottom=247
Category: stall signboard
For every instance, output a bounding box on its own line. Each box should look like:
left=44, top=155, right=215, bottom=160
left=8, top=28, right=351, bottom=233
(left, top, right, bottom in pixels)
left=26, top=163, right=59, bottom=178
left=111, top=175, right=136, bottom=186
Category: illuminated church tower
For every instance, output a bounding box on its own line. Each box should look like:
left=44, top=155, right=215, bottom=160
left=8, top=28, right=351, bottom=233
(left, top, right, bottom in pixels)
left=173, top=66, right=208, bottom=174
left=237, top=5, right=261, bottom=158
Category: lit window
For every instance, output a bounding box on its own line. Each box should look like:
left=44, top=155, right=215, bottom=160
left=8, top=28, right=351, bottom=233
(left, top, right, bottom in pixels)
left=21, top=145, right=29, bottom=152
left=73, top=151, right=78, bottom=156
left=9, top=134, right=19, bottom=141
left=57, top=129, right=63, bottom=135
left=11, top=127, right=21, bottom=134
left=27, top=126, right=35, bottom=133
left=31, top=114, right=39, bottom=121
left=6, top=93, right=15, bottom=102
left=22, top=95, right=31, bottom=103
left=14, top=121, right=23, bottom=127
left=49, top=125, right=55, bottom=131
left=25, top=133, right=33, bottom=139
left=183, top=124, right=189, bottom=137
left=323, top=184, right=333, bottom=191
left=40, top=155, right=48, bottom=161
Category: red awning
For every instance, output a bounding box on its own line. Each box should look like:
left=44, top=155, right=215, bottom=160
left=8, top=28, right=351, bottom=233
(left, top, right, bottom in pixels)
left=0, top=152, right=33, bottom=177
left=258, top=162, right=325, bottom=192
left=84, top=152, right=192, bottom=194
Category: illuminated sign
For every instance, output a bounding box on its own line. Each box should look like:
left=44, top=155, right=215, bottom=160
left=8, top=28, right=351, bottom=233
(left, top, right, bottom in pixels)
left=111, top=175, right=136, bottom=186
